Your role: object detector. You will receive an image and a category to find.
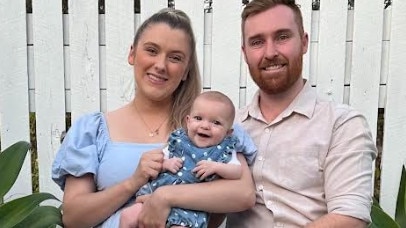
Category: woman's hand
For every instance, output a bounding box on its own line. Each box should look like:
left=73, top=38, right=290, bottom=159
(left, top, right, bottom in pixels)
left=136, top=188, right=171, bottom=228
left=130, top=149, right=164, bottom=190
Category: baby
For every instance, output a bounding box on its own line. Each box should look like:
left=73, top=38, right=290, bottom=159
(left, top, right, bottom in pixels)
left=120, top=91, right=256, bottom=228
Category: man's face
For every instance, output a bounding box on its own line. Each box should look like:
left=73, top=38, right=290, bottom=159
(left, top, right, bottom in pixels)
left=242, top=5, right=308, bottom=94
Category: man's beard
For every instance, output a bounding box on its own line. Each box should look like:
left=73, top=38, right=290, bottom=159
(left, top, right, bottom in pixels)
left=250, top=54, right=303, bottom=95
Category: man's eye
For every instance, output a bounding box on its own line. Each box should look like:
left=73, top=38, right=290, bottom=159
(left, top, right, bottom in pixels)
left=277, top=34, right=289, bottom=41
left=250, top=40, right=263, bottom=47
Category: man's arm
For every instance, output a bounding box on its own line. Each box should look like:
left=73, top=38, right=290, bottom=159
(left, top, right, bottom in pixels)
left=316, top=110, right=376, bottom=227
left=305, top=213, right=367, bottom=228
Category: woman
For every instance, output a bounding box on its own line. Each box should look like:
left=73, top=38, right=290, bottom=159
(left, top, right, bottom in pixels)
left=52, top=8, right=255, bottom=228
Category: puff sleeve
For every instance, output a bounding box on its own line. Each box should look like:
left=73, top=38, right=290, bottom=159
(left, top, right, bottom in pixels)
left=232, top=123, right=257, bottom=165
left=51, top=112, right=108, bottom=190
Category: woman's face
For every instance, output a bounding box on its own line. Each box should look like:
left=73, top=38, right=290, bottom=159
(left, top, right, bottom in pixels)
left=128, top=23, right=191, bottom=102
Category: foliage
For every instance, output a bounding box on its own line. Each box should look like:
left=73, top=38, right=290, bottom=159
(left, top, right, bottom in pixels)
left=369, top=165, right=406, bottom=228
left=0, top=141, right=62, bottom=228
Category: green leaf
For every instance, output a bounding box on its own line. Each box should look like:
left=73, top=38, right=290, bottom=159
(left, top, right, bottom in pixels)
left=13, top=206, right=62, bottom=228
left=395, top=165, right=406, bottom=227
left=369, top=204, right=400, bottom=228
left=0, top=193, right=59, bottom=228
left=0, top=141, right=30, bottom=199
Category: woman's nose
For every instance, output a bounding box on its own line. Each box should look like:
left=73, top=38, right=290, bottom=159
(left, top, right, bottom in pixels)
left=154, top=55, right=166, bottom=73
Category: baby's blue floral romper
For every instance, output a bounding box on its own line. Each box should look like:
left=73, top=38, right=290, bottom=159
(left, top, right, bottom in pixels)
left=136, top=128, right=238, bottom=228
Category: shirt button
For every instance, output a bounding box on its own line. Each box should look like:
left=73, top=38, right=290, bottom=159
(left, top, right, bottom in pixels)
left=257, top=156, right=264, bottom=161
left=275, top=222, right=284, bottom=227
left=265, top=128, right=270, bottom=133
left=266, top=200, right=273, bottom=207
left=257, top=185, right=264, bottom=191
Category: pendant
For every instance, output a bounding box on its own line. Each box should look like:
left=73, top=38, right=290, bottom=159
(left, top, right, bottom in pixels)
left=149, top=129, right=159, bottom=137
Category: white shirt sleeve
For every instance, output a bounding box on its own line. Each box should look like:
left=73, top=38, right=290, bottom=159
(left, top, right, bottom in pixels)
left=227, top=150, right=241, bottom=165
left=162, top=145, right=170, bottom=159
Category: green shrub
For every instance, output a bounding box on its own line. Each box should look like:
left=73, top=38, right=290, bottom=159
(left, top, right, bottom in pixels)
left=0, top=141, right=62, bottom=228
left=369, top=165, right=406, bottom=228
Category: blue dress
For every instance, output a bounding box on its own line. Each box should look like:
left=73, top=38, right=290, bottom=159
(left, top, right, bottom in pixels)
left=51, top=112, right=256, bottom=227
left=136, top=128, right=239, bottom=228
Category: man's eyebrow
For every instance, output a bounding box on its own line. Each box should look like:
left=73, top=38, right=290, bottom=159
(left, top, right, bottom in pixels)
left=275, top=28, right=293, bottom=34
left=247, top=34, right=263, bottom=42
left=246, top=28, right=293, bottom=41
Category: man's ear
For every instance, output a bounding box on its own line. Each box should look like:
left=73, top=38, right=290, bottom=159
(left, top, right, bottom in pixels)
left=128, top=45, right=135, bottom=65
left=301, top=32, right=309, bottom=55
left=242, top=45, right=248, bottom=63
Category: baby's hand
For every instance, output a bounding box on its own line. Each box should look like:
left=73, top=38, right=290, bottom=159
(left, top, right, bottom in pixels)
left=193, top=160, right=218, bottom=180
left=163, top=157, right=183, bottom=174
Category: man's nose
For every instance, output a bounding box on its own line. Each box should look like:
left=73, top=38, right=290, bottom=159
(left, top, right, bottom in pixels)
left=264, top=41, right=278, bottom=59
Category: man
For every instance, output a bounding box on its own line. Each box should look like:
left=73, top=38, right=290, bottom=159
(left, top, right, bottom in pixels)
left=227, top=0, right=377, bottom=227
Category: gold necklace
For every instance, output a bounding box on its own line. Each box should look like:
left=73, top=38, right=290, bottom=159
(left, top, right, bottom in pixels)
left=134, top=103, right=168, bottom=137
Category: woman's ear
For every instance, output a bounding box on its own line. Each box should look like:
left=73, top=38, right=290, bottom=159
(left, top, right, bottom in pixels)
left=181, top=71, right=188, bottom=81
left=128, top=45, right=135, bottom=65
left=181, top=63, right=191, bottom=81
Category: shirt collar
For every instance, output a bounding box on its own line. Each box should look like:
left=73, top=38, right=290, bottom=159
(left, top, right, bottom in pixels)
left=239, top=80, right=317, bottom=123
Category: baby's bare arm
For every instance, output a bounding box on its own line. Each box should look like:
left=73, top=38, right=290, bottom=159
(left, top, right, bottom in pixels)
left=193, top=160, right=242, bottom=180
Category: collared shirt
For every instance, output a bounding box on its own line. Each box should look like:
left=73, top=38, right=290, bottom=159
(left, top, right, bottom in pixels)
left=227, top=81, right=377, bottom=227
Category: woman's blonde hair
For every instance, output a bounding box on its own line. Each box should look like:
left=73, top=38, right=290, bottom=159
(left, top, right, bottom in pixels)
left=133, top=8, right=201, bottom=130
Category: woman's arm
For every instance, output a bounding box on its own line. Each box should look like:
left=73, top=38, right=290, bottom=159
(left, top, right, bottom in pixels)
left=137, top=153, right=255, bottom=227
left=62, top=174, right=139, bottom=228
left=62, top=150, right=163, bottom=228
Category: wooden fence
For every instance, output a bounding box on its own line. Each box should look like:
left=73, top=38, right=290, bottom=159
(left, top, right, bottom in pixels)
left=1, top=0, right=405, bottom=219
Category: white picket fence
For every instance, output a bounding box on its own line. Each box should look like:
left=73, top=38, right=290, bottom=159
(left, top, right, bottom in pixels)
left=1, top=0, right=405, bottom=219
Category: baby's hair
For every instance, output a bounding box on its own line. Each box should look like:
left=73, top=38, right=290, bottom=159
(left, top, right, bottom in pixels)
left=196, top=91, right=235, bottom=123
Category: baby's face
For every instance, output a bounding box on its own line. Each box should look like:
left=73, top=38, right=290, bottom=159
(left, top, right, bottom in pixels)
left=186, top=98, right=233, bottom=148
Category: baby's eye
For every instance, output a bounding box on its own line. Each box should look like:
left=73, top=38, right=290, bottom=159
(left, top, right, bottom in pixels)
left=212, top=120, right=222, bottom=126
left=193, top=116, right=202, bottom=121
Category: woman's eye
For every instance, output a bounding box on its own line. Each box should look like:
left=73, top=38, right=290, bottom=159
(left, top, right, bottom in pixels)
left=169, top=55, right=182, bottom=62
left=146, top=47, right=157, bottom=55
